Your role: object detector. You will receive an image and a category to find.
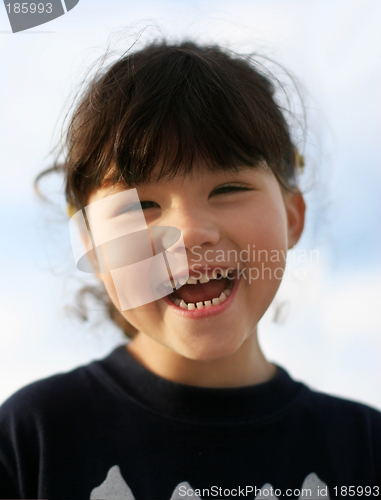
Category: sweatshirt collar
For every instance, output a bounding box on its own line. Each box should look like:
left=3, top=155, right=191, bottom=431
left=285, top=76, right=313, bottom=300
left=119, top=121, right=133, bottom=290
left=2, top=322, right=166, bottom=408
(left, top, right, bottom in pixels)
left=97, top=344, right=303, bottom=424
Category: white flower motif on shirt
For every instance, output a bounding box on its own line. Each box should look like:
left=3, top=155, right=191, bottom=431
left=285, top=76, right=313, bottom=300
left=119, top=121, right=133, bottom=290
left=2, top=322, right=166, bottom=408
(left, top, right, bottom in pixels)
left=90, top=466, right=330, bottom=499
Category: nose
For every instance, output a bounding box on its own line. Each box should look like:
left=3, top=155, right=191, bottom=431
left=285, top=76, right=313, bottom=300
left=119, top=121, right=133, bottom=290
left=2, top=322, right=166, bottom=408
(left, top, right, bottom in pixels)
left=160, top=202, right=221, bottom=260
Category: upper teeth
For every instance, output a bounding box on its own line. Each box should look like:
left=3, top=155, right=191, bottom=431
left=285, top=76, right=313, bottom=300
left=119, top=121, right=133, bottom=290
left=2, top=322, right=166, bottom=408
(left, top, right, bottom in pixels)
left=185, top=269, right=233, bottom=285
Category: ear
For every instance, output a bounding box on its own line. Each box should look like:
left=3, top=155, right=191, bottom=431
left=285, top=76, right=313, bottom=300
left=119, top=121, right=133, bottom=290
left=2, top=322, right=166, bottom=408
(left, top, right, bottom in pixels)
left=283, top=189, right=306, bottom=249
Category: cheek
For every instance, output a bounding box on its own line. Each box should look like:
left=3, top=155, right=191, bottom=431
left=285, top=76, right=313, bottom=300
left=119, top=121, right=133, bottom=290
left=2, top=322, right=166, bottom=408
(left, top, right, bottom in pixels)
left=100, top=272, right=121, bottom=309
left=240, top=203, right=288, bottom=253
left=236, top=201, right=288, bottom=283
left=100, top=270, right=162, bottom=332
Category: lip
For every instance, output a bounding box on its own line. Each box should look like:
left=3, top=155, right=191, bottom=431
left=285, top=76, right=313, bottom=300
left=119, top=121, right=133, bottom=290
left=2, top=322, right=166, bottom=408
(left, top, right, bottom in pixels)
left=162, top=271, right=240, bottom=319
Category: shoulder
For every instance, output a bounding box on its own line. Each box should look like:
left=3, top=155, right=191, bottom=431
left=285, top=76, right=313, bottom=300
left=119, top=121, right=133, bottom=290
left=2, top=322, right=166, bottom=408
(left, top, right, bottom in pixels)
left=295, top=380, right=381, bottom=442
left=301, top=383, right=381, bottom=418
left=0, top=357, right=108, bottom=429
left=0, top=350, right=125, bottom=496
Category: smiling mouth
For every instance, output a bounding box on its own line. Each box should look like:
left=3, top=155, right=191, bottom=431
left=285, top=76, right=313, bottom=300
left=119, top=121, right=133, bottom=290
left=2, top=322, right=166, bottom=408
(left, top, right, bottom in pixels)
left=168, top=270, right=236, bottom=310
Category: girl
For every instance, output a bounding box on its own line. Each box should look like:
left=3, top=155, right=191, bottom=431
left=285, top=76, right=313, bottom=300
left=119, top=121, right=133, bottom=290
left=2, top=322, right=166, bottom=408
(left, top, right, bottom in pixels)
left=0, top=40, right=380, bottom=500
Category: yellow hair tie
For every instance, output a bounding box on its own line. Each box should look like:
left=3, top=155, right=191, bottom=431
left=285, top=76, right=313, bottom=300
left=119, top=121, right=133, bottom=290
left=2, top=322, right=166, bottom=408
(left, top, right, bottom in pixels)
left=294, top=147, right=305, bottom=173
left=67, top=204, right=77, bottom=218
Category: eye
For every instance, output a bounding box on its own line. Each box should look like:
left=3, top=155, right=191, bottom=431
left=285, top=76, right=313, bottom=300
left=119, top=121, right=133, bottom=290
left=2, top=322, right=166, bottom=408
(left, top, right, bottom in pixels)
left=116, top=185, right=251, bottom=214
left=115, top=201, right=158, bottom=215
left=213, top=185, right=252, bottom=195
left=139, top=201, right=159, bottom=210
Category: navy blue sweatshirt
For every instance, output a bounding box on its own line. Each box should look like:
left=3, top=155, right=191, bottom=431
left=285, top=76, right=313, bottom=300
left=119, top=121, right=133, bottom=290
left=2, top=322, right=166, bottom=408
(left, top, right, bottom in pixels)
left=0, top=345, right=380, bottom=499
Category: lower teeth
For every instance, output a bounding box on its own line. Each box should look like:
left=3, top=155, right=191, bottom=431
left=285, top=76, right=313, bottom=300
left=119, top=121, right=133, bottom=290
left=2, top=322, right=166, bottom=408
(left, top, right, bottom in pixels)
left=169, top=287, right=232, bottom=310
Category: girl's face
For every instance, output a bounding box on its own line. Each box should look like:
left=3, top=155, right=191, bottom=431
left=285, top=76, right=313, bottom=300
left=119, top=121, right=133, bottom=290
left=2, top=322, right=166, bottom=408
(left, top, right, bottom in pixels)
left=88, top=165, right=305, bottom=363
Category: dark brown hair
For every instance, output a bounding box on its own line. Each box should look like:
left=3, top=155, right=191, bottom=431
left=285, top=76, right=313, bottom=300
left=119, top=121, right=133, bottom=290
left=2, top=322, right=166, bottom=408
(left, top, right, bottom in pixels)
left=36, top=39, right=305, bottom=338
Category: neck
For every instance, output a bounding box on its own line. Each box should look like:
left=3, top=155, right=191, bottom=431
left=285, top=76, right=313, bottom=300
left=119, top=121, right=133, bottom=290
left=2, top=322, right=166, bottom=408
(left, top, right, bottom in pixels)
left=127, top=330, right=276, bottom=388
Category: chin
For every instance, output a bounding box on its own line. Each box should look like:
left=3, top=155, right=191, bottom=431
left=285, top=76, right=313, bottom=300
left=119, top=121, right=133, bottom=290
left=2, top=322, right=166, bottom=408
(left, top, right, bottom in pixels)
left=175, top=336, right=244, bottom=363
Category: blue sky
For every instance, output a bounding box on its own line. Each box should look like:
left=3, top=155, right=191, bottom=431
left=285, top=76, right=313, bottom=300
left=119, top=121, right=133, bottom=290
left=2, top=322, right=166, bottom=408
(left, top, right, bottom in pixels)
left=0, top=0, right=380, bottom=407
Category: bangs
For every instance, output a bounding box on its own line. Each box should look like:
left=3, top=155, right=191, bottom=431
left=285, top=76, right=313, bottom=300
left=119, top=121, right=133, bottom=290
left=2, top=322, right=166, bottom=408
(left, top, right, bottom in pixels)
left=66, top=42, right=296, bottom=206
left=109, top=48, right=272, bottom=186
